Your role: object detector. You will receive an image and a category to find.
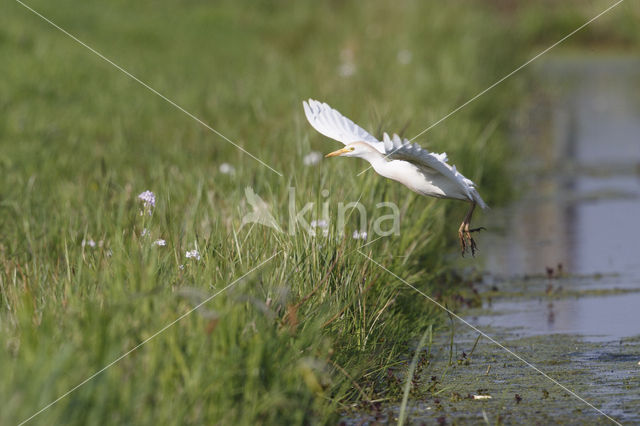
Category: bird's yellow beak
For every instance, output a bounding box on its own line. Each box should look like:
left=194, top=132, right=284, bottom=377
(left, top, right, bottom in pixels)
left=325, top=147, right=350, bottom=158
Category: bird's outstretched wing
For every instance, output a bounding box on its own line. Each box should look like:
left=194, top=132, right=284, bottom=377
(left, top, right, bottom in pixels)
left=303, top=99, right=385, bottom=153
left=303, top=99, right=487, bottom=208
left=382, top=133, right=487, bottom=208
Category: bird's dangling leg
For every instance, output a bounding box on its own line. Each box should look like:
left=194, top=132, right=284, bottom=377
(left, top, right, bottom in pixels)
left=458, top=223, right=467, bottom=256
left=459, top=202, right=482, bottom=257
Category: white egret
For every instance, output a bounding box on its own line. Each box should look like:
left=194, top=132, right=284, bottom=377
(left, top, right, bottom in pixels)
left=303, top=99, right=487, bottom=256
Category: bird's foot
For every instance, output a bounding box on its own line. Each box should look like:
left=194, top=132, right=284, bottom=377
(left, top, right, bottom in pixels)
left=459, top=225, right=485, bottom=257
left=459, top=229, right=481, bottom=257
left=465, top=232, right=479, bottom=257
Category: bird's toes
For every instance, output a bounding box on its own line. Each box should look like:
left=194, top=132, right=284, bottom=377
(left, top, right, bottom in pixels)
left=470, top=237, right=479, bottom=257
left=458, top=233, right=467, bottom=257
left=468, top=227, right=486, bottom=233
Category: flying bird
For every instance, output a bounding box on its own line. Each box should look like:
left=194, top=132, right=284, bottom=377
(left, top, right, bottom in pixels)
left=303, top=99, right=487, bottom=256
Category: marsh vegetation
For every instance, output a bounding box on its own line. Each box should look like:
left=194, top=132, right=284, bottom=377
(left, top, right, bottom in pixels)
left=1, top=1, right=638, bottom=424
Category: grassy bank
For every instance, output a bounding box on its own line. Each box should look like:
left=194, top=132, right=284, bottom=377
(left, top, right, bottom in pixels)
left=3, top=0, right=633, bottom=424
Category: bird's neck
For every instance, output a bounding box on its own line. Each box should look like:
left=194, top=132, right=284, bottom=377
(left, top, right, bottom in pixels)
left=362, top=151, right=393, bottom=178
left=359, top=150, right=386, bottom=168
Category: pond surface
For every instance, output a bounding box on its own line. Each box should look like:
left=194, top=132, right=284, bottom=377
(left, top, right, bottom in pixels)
left=476, top=55, right=640, bottom=343
left=465, top=54, right=640, bottom=424
left=346, top=55, right=640, bottom=425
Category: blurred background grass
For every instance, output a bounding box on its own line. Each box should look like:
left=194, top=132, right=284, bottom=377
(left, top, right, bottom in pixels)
left=1, top=0, right=638, bottom=424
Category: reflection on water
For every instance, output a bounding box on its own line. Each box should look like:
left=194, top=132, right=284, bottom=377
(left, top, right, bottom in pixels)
left=346, top=56, right=640, bottom=426
left=474, top=292, right=640, bottom=342
left=477, top=55, right=640, bottom=340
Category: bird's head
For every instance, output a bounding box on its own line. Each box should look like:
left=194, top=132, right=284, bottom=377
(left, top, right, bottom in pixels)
left=325, top=142, right=376, bottom=159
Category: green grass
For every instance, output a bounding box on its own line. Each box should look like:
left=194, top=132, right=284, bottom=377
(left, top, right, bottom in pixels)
left=1, top=0, right=636, bottom=424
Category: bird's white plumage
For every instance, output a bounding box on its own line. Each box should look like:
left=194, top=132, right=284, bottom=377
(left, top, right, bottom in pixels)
left=303, top=99, right=487, bottom=209
left=303, top=99, right=384, bottom=150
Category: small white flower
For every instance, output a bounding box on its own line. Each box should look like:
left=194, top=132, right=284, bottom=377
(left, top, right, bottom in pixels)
left=309, top=220, right=330, bottom=237
left=141, top=228, right=149, bottom=237
left=303, top=151, right=322, bottom=166
left=185, top=249, right=201, bottom=260
left=138, top=190, right=156, bottom=208
left=219, top=163, right=236, bottom=175
left=352, top=230, right=368, bottom=240
left=339, top=48, right=356, bottom=77
left=397, top=49, right=412, bottom=65
left=82, top=239, right=97, bottom=248
left=338, top=62, right=356, bottom=77
left=311, top=220, right=329, bottom=229
left=154, top=239, right=166, bottom=247
left=179, top=264, right=185, bottom=270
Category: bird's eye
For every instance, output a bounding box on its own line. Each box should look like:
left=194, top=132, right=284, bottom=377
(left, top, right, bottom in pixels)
left=350, top=147, right=355, bottom=151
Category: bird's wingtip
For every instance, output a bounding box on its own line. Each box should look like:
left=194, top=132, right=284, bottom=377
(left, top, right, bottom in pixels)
left=475, top=195, right=489, bottom=210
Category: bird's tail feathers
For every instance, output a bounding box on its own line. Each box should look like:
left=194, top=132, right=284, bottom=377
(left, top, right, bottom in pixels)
left=472, top=190, right=488, bottom=210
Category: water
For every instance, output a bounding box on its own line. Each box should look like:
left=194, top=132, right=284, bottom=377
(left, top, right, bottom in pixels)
left=475, top=55, right=640, bottom=343
left=454, top=55, right=640, bottom=424
left=475, top=292, right=640, bottom=342
left=345, top=55, right=640, bottom=426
